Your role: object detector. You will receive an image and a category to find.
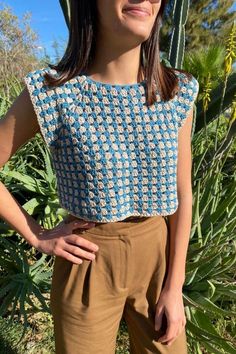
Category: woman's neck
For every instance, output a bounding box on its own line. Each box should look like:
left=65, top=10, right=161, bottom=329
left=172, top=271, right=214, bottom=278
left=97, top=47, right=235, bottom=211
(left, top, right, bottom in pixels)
left=85, top=40, right=143, bottom=85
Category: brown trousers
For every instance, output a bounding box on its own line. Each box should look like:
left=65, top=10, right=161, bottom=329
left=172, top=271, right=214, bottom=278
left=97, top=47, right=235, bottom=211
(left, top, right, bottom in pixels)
left=50, top=215, right=188, bottom=354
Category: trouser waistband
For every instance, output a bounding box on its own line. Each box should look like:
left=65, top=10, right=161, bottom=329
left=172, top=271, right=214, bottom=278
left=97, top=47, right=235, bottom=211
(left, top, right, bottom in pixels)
left=84, top=215, right=165, bottom=237
left=63, top=214, right=167, bottom=237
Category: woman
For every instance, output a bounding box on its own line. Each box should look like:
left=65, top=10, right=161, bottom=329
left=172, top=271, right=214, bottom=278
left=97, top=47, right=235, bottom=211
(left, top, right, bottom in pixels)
left=0, top=0, right=199, bottom=353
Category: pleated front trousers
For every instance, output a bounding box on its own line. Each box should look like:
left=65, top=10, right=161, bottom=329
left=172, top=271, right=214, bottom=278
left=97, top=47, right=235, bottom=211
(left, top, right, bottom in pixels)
left=50, top=215, right=188, bottom=354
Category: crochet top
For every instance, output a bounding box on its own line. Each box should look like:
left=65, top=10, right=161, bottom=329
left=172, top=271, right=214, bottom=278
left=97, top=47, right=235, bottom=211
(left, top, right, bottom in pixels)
left=23, top=67, right=199, bottom=222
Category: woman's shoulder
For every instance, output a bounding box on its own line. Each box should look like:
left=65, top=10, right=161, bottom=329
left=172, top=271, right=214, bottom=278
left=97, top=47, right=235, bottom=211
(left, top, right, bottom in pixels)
left=23, top=66, right=58, bottom=87
left=169, top=70, right=200, bottom=129
left=172, top=69, right=199, bottom=94
left=24, top=66, right=57, bottom=76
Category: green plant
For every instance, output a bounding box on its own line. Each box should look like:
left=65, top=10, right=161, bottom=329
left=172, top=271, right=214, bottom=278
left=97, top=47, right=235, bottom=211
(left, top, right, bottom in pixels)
left=184, top=24, right=236, bottom=135
left=183, top=118, right=236, bottom=353
left=0, top=137, right=68, bottom=229
left=0, top=237, right=52, bottom=344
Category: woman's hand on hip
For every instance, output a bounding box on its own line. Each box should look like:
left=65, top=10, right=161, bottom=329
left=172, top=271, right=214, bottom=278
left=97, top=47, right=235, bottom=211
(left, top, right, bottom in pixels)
left=34, top=219, right=99, bottom=264
left=154, top=287, right=186, bottom=347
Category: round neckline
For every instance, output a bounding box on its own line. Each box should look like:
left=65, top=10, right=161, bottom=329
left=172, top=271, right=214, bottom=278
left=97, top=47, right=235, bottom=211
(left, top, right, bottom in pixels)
left=81, top=72, right=147, bottom=89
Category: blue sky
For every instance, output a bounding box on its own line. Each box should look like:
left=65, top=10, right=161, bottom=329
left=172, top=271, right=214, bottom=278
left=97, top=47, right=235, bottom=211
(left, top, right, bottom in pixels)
left=3, top=1, right=236, bottom=62
left=4, top=0, right=68, bottom=61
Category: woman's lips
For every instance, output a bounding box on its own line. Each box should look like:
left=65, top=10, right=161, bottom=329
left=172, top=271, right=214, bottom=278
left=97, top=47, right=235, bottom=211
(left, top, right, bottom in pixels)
left=123, top=8, right=150, bottom=17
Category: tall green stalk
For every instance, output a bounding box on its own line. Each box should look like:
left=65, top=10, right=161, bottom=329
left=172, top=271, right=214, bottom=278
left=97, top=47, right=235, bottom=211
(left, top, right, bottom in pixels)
left=168, top=0, right=190, bottom=69
left=214, top=22, right=236, bottom=152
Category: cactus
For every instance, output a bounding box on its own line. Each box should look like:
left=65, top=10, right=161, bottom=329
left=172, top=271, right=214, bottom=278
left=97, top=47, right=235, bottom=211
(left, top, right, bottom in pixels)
left=168, top=0, right=190, bottom=69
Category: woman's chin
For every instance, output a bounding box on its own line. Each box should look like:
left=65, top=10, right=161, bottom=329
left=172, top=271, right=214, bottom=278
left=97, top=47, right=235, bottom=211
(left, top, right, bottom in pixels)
left=119, top=22, right=150, bottom=39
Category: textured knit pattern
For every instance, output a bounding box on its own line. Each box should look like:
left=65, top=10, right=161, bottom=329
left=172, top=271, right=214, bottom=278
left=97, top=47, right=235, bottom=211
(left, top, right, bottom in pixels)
left=24, top=67, right=199, bottom=222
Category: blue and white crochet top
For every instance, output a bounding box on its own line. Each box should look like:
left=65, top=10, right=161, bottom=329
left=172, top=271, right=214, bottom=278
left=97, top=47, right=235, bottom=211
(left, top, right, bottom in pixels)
left=24, top=67, right=199, bottom=222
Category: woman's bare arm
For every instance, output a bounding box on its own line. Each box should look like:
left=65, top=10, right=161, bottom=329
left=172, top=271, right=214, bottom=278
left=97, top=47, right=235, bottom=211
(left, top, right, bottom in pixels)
left=0, top=87, right=44, bottom=247
left=164, top=109, right=194, bottom=290
left=0, top=88, right=40, bottom=161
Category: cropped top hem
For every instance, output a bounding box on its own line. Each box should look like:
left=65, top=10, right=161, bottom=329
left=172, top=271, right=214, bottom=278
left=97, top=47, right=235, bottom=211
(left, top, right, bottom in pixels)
left=60, top=203, right=178, bottom=223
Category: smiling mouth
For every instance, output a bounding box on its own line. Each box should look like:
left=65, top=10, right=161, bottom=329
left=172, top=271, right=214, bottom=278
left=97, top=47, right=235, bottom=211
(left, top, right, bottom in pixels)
left=123, top=8, right=151, bottom=17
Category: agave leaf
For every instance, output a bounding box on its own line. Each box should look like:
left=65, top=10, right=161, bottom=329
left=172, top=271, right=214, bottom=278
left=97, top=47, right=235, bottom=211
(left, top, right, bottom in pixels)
left=215, top=284, right=236, bottom=299
left=194, top=310, right=222, bottom=336
left=186, top=252, right=221, bottom=272
left=1, top=170, right=38, bottom=192
left=202, top=193, right=236, bottom=230
left=191, top=293, right=236, bottom=316
left=22, top=197, right=41, bottom=215
left=187, top=280, right=213, bottom=293
left=27, top=164, right=45, bottom=179
left=198, top=172, right=222, bottom=220
left=210, top=254, right=236, bottom=277
left=197, top=254, right=222, bottom=280
left=8, top=286, right=22, bottom=324
left=0, top=281, right=16, bottom=298
left=185, top=268, right=199, bottom=285
left=21, top=247, right=30, bottom=274
left=186, top=242, right=208, bottom=261
left=0, top=287, right=18, bottom=316
left=31, top=284, right=50, bottom=313
left=202, top=341, right=226, bottom=354
left=27, top=294, right=42, bottom=311
left=33, top=271, right=52, bottom=287
left=213, top=216, right=233, bottom=245
left=30, top=253, right=48, bottom=273
left=36, top=139, right=55, bottom=184
left=192, top=149, right=209, bottom=177
left=16, top=283, right=30, bottom=345
left=187, top=320, right=236, bottom=353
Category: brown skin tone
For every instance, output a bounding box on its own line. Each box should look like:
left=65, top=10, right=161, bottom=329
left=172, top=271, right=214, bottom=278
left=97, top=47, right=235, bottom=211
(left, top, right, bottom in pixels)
left=0, top=0, right=192, bottom=347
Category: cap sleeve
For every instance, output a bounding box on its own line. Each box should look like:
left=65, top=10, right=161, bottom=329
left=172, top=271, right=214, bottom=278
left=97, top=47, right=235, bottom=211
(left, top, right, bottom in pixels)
left=23, top=67, right=61, bottom=148
left=174, top=71, right=199, bottom=129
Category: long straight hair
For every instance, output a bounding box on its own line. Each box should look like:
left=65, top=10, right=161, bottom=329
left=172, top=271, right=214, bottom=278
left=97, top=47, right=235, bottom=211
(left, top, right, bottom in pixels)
left=44, top=0, right=192, bottom=106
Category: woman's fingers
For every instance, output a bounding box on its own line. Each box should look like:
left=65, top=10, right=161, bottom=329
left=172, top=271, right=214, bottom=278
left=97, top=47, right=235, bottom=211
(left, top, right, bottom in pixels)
left=157, top=324, right=178, bottom=345
left=157, top=313, right=183, bottom=346
left=36, top=218, right=100, bottom=263
left=64, top=242, right=97, bottom=261
left=66, top=234, right=99, bottom=252
left=55, top=248, right=84, bottom=265
left=164, top=326, right=185, bottom=347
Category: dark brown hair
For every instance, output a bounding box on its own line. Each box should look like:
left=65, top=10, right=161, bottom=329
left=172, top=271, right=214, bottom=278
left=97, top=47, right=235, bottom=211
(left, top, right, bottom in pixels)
left=44, top=0, right=192, bottom=105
